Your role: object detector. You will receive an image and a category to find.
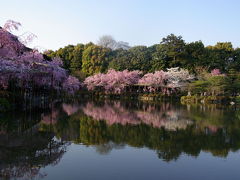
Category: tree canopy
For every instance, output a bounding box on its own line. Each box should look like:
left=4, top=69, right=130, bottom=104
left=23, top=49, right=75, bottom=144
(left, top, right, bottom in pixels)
left=47, top=34, right=240, bottom=77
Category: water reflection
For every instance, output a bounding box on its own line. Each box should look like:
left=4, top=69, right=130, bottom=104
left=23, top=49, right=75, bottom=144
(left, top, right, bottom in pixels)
left=1, top=100, right=240, bottom=179
left=82, top=101, right=193, bottom=130
left=59, top=101, right=240, bottom=160
left=0, top=103, right=68, bottom=179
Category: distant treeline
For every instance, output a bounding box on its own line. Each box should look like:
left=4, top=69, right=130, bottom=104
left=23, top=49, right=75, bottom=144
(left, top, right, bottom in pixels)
left=45, top=34, right=240, bottom=78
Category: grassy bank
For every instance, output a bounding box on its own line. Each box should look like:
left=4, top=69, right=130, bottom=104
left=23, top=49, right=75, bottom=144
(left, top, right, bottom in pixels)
left=180, top=95, right=240, bottom=105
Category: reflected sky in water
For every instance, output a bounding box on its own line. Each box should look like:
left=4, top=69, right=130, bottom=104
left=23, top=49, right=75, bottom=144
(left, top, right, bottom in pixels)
left=1, top=100, right=240, bottom=180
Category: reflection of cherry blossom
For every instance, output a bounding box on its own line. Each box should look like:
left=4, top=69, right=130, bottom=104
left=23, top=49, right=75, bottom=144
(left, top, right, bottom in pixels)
left=83, top=102, right=140, bottom=125
left=82, top=101, right=193, bottom=130
left=41, top=109, right=59, bottom=125
left=62, top=103, right=80, bottom=115
left=207, top=125, right=219, bottom=133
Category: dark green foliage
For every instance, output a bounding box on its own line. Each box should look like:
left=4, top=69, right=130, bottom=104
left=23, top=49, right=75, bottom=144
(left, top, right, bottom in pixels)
left=70, top=44, right=84, bottom=72
left=127, top=46, right=151, bottom=72
left=109, top=46, right=151, bottom=72
left=160, top=34, right=186, bottom=67
left=45, top=44, right=84, bottom=73
left=49, top=45, right=75, bottom=70
left=206, top=42, right=234, bottom=72
left=185, top=41, right=206, bottom=72
left=46, top=34, right=240, bottom=76
left=224, top=69, right=240, bottom=96
left=82, top=44, right=111, bottom=76
left=150, top=44, right=169, bottom=71
left=187, top=69, right=240, bottom=100
left=108, top=49, right=132, bottom=71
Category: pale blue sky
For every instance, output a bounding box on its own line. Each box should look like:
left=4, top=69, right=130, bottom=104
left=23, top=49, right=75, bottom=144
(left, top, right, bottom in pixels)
left=1, top=0, right=240, bottom=50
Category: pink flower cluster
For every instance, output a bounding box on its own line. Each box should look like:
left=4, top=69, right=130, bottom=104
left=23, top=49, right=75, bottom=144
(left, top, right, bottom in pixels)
left=84, top=68, right=194, bottom=94
left=211, top=68, right=221, bottom=76
left=0, top=22, right=81, bottom=94
left=138, top=70, right=167, bottom=92
left=41, top=108, right=59, bottom=125
left=62, top=76, right=81, bottom=94
left=84, top=69, right=141, bottom=94
left=0, top=26, right=27, bottom=57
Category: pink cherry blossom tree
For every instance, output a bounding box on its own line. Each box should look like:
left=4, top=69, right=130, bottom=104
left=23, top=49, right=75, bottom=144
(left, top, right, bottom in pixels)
left=0, top=20, right=81, bottom=95
left=165, top=67, right=194, bottom=89
left=84, top=69, right=141, bottom=94
left=2, top=20, right=37, bottom=46
left=3, top=20, right=21, bottom=32
left=137, top=67, right=194, bottom=94
left=138, top=70, right=167, bottom=92
left=84, top=68, right=194, bottom=95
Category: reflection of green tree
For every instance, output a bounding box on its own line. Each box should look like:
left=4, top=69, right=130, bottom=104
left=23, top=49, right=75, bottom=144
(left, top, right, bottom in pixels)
left=0, top=109, right=42, bottom=134
left=0, top=132, right=68, bottom=179
left=185, top=104, right=240, bottom=134
left=79, top=116, right=109, bottom=145
left=47, top=110, right=240, bottom=162
left=0, top=106, right=68, bottom=179
left=186, top=105, right=226, bottom=127
left=36, top=100, right=240, bottom=162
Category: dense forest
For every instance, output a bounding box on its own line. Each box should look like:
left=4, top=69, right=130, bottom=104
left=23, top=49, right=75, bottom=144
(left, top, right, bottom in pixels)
left=45, top=34, right=240, bottom=78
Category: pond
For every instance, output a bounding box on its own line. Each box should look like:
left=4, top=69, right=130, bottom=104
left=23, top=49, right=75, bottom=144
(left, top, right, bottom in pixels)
left=1, top=100, right=240, bottom=180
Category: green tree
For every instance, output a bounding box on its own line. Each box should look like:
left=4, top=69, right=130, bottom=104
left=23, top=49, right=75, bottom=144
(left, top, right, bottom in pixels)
left=160, top=34, right=186, bottom=67
left=224, top=69, right=240, bottom=96
left=70, top=43, right=84, bottom=72
left=82, top=44, right=111, bottom=76
left=128, top=46, right=151, bottom=72
left=150, top=44, right=169, bottom=71
left=109, top=46, right=151, bottom=72
left=206, top=42, right=234, bottom=72
left=108, top=49, right=131, bottom=71
left=45, top=45, right=75, bottom=70
left=231, top=48, right=240, bottom=70
left=185, top=41, right=206, bottom=72
left=56, top=45, right=75, bottom=70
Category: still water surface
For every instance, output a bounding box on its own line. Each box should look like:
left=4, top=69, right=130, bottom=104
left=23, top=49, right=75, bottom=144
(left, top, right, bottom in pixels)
left=1, top=100, right=240, bottom=180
